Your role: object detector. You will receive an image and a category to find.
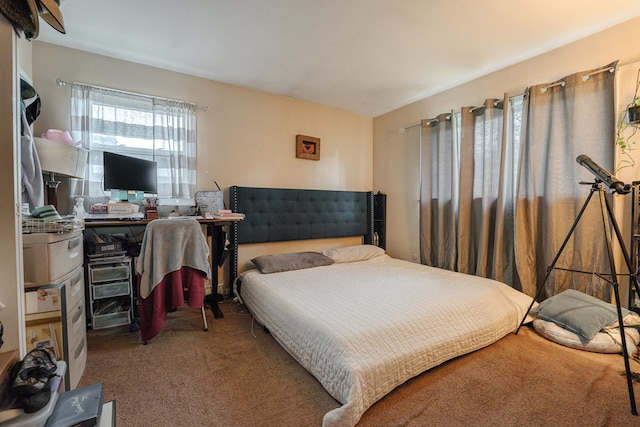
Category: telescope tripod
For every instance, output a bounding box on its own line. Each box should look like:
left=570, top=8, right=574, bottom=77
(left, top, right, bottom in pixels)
left=517, top=180, right=639, bottom=415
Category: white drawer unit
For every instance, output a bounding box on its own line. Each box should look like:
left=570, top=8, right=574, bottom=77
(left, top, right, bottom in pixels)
left=88, top=256, right=133, bottom=329
left=23, top=230, right=84, bottom=287
left=22, top=230, right=87, bottom=391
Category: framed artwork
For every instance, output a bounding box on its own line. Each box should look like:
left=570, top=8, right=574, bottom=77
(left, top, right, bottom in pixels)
left=296, top=135, right=320, bottom=160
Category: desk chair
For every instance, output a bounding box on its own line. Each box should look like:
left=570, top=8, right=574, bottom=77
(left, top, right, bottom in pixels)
left=136, top=218, right=212, bottom=343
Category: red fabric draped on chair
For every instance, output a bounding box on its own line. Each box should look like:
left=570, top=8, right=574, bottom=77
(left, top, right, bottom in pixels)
left=136, top=218, right=211, bottom=343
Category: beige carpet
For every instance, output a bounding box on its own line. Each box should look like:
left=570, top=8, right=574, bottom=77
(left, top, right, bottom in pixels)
left=78, top=301, right=640, bottom=426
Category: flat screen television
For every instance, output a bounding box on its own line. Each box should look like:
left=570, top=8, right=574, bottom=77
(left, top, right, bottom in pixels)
left=103, top=151, right=158, bottom=195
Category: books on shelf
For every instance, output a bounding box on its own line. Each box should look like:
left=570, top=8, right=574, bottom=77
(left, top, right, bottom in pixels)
left=212, top=209, right=245, bottom=220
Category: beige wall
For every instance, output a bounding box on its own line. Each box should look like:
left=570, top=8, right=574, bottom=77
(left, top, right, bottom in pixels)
left=373, top=16, right=640, bottom=264
left=31, top=42, right=373, bottom=204
left=29, top=42, right=373, bottom=294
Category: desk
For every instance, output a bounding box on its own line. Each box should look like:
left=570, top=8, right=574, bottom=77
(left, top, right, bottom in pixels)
left=84, top=218, right=236, bottom=319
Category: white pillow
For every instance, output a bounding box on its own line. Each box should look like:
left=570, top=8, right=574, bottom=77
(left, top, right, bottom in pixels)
left=321, top=244, right=385, bottom=263
left=533, top=318, right=639, bottom=355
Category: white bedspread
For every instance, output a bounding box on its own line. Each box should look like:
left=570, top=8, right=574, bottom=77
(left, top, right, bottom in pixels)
left=240, top=254, right=533, bottom=427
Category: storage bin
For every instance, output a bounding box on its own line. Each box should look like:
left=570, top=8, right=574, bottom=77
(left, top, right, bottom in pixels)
left=88, top=256, right=133, bottom=330
left=92, top=311, right=131, bottom=329
left=92, top=281, right=130, bottom=299
left=89, top=264, right=130, bottom=283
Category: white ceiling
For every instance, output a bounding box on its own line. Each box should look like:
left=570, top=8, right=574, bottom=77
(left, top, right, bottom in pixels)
left=37, top=0, right=640, bottom=117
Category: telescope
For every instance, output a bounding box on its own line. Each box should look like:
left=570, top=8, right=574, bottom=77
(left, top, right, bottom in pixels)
left=576, top=154, right=631, bottom=195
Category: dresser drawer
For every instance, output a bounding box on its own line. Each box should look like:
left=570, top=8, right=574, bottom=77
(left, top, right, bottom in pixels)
left=23, top=231, right=83, bottom=286
left=68, top=335, right=87, bottom=390
left=92, top=281, right=130, bottom=300
left=66, top=298, right=86, bottom=352
left=89, top=263, right=130, bottom=283
left=48, top=233, right=84, bottom=280
left=93, top=310, right=130, bottom=329
left=64, top=265, right=85, bottom=310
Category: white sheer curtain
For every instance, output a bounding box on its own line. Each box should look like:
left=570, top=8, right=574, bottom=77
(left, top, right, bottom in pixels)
left=70, top=83, right=196, bottom=206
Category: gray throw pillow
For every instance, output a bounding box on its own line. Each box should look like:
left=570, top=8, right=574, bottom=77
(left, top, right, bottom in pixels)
left=531, top=289, right=630, bottom=340
left=251, top=252, right=334, bottom=274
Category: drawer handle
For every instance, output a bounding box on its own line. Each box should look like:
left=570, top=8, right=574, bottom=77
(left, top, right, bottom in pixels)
left=72, top=304, right=83, bottom=323
left=74, top=337, right=85, bottom=359
left=68, top=236, right=82, bottom=250
left=70, top=271, right=82, bottom=287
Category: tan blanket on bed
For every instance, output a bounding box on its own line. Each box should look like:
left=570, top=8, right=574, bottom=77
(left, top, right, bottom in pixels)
left=136, top=218, right=211, bottom=299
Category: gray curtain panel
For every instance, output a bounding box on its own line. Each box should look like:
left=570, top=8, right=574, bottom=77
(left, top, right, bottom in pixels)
left=420, top=113, right=457, bottom=271
left=515, top=61, right=618, bottom=299
left=420, top=96, right=522, bottom=287
left=419, top=62, right=617, bottom=299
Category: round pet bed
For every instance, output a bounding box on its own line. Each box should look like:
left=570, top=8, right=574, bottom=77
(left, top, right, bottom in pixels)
left=533, top=318, right=640, bottom=354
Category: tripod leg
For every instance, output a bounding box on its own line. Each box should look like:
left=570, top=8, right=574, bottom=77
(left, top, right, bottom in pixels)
left=600, top=189, right=638, bottom=415
left=516, top=186, right=597, bottom=333
left=603, top=188, right=640, bottom=302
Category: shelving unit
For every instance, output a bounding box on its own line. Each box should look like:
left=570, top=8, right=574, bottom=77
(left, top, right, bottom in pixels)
left=630, top=181, right=640, bottom=314
left=374, top=192, right=386, bottom=249
left=88, top=256, right=133, bottom=329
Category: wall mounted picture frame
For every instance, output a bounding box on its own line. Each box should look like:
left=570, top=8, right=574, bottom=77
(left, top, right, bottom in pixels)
left=296, top=135, right=321, bottom=160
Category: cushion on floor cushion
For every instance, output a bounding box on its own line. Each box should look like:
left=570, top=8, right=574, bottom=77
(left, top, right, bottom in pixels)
left=530, top=289, right=632, bottom=340
left=533, top=318, right=640, bottom=354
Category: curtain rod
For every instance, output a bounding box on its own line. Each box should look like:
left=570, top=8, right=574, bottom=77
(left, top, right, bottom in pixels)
left=401, top=64, right=622, bottom=132
left=541, top=65, right=616, bottom=93
left=55, top=78, right=211, bottom=111
left=399, top=123, right=421, bottom=133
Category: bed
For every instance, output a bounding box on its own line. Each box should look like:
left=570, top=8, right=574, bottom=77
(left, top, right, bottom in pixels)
left=229, top=186, right=534, bottom=427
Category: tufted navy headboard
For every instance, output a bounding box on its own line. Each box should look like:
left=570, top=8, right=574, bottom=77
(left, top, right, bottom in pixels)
left=229, top=186, right=374, bottom=280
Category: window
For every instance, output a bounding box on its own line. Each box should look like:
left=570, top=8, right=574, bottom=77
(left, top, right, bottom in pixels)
left=70, top=83, right=196, bottom=204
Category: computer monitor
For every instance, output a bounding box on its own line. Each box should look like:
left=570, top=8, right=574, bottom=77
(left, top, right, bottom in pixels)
left=103, top=152, right=158, bottom=196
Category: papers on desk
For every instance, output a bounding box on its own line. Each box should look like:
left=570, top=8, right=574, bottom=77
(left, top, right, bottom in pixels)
left=84, top=212, right=145, bottom=221
left=212, top=209, right=245, bottom=220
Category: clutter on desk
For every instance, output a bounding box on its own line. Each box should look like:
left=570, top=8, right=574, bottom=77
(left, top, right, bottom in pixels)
left=195, top=190, right=224, bottom=217
left=145, top=207, right=158, bottom=220
left=105, top=202, right=139, bottom=215
left=89, top=204, right=107, bottom=214
left=212, top=209, right=245, bottom=220
left=84, top=202, right=144, bottom=221
left=72, top=198, right=85, bottom=223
